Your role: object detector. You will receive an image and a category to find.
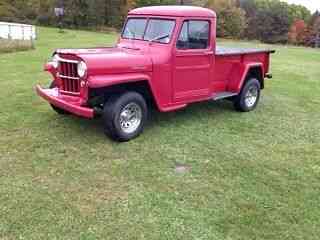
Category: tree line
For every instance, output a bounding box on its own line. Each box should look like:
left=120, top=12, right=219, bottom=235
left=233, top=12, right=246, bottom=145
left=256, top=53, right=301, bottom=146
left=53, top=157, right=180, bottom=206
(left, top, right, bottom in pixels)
left=0, top=0, right=319, bottom=47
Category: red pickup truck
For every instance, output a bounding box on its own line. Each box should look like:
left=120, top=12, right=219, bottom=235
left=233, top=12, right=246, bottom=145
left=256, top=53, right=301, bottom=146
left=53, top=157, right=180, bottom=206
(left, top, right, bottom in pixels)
left=36, top=6, right=275, bottom=141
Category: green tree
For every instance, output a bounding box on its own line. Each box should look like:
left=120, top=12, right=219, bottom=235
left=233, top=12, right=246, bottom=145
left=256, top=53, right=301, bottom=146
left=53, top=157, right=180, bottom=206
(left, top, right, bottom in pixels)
left=255, top=1, right=290, bottom=43
left=288, top=4, right=311, bottom=25
left=306, top=11, right=320, bottom=47
left=240, top=0, right=290, bottom=43
left=133, top=0, right=176, bottom=7
left=216, top=6, right=247, bottom=38
left=0, top=0, right=41, bottom=23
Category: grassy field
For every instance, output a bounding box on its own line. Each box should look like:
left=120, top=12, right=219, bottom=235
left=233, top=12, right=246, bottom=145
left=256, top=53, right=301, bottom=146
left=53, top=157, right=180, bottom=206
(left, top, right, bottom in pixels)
left=0, top=27, right=319, bottom=240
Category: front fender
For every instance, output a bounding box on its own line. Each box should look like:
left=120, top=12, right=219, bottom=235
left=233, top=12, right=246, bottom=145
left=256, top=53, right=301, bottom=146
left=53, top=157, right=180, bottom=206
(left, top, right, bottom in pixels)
left=87, top=72, right=163, bottom=111
left=87, top=73, right=152, bottom=88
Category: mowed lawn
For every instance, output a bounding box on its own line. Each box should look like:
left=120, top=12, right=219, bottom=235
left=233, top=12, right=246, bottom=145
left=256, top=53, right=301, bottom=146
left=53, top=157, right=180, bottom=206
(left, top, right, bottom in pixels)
left=0, top=27, right=319, bottom=240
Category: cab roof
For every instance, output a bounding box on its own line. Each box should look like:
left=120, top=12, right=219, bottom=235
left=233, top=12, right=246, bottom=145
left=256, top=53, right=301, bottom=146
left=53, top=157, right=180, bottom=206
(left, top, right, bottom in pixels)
left=128, top=6, right=216, bottom=18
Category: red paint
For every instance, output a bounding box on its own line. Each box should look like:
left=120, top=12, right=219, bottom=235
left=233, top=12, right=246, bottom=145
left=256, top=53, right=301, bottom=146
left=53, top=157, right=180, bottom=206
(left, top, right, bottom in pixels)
left=36, top=86, right=94, bottom=118
left=129, top=6, right=217, bottom=18
left=88, top=73, right=152, bottom=89
left=37, top=6, right=274, bottom=119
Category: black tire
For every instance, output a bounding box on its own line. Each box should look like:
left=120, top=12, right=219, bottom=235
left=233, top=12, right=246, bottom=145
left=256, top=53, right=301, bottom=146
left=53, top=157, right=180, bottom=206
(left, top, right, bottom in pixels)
left=233, top=78, right=261, bottom=112
left=103, top=92, right=148, bottom=142
left=49, top=81, right=70, bottom=115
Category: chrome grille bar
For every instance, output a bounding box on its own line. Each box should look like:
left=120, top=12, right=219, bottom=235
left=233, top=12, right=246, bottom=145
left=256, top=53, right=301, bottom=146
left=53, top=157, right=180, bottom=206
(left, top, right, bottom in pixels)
left=57, top=57, right=80, bottom=94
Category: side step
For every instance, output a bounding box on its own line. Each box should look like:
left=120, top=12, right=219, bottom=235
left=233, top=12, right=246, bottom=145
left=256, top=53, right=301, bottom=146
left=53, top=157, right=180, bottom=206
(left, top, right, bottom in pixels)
left=212, top=92, right=238, bottom=101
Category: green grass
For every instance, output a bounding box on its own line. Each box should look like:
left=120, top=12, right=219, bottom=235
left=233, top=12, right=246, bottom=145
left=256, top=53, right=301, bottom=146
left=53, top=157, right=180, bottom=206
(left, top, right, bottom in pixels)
left=0, top=39, right=34, bottom=54
left=0, top=27, right=320, bottom=240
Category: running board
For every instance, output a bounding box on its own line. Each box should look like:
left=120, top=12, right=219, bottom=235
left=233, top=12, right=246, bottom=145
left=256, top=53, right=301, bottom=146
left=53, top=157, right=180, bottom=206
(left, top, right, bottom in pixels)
left=212, top=92, right=238, bottom=101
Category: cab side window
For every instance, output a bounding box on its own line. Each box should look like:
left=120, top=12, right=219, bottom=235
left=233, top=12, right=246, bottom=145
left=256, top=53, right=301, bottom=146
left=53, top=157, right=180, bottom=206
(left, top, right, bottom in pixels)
left=177, top=20, right=210, bottom=50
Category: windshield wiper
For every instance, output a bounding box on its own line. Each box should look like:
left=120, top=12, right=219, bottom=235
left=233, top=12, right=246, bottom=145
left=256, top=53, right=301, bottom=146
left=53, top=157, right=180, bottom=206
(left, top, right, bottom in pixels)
left=149, top=34, right=170, bottom=43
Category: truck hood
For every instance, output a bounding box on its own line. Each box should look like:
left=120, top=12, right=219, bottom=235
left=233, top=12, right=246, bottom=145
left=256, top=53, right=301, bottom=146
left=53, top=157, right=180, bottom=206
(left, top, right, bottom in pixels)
left=56, top=47, right=152, bottom=75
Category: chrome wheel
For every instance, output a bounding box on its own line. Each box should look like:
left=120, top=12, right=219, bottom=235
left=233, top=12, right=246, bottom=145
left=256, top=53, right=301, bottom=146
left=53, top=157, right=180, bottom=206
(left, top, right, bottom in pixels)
left=244, top=86, right=258, bottom=108
left=119, top=103, right=142, bottom=134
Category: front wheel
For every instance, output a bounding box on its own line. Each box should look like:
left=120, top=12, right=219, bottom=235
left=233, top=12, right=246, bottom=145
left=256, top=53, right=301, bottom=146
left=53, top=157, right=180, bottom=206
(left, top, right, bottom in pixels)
left=234, top=78, right=261, bottom=112
left=103, top=92, right=148, bottom=142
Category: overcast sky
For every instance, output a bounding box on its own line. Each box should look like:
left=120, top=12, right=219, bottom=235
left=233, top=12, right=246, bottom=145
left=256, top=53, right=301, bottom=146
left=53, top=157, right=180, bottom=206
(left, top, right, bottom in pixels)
left=282, top=0, right=319, bottom=13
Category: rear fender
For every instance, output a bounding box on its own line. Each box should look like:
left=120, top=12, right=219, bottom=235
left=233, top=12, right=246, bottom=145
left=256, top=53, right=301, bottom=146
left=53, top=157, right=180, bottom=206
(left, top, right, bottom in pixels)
left=228, top=63, right=264, bottom=93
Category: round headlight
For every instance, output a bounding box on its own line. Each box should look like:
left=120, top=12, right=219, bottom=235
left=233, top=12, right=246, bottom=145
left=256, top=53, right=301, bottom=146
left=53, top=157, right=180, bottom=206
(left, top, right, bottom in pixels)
left=77, top=61, right=87, bottom=78
left=52, top=54, right=59, bottom=68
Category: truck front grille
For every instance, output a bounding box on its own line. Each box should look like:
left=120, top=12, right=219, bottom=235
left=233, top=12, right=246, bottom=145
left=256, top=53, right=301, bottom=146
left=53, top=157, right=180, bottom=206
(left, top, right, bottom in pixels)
left=58, top=60, right=80, bottom=94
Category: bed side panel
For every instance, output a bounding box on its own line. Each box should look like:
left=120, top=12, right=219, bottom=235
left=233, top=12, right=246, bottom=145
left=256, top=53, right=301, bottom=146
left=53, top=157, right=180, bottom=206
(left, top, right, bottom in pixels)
left=214, top=52, right=269, bottom=93
left=213, top=55, right=241, bottom=92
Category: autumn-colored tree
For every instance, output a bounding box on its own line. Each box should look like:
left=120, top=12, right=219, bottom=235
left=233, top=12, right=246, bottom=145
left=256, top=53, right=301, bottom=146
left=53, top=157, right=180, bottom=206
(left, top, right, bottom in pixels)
left=288, top=19, right=307, bottom=45
left=206, top=0, right=247, bottom=38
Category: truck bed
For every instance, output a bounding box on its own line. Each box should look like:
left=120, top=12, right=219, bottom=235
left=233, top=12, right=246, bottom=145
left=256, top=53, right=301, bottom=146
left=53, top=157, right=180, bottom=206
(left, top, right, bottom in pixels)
left=216, top=46, right=275, bottom=56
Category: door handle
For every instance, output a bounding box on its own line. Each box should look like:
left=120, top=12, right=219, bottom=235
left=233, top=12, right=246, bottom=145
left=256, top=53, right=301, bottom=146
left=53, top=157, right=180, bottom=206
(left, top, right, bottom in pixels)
left=203, top=51, right=214, bottom=55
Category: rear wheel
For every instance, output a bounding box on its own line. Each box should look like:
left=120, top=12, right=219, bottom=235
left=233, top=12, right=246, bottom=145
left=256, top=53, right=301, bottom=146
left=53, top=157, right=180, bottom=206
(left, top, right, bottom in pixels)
left=103, top=92, right=148, bottom=142
left=234, top=78, right=261, bottom=112
left=49, top=81, right=70, bottom=115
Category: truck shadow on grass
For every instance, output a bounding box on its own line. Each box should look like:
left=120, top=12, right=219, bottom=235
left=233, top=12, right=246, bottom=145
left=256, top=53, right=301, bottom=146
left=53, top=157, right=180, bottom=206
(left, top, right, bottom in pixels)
left=148, top=99, right=235, bottom=126
left=57, top=99, right=236, bottom=142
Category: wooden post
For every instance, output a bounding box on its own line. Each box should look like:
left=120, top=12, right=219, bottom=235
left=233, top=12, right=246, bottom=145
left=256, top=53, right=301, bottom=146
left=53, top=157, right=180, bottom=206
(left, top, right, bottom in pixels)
left=22, top=25, right=25, bottom=40
left=8, top=24, right=12, bottom=39
left=31, top=25, right=35, bottom=49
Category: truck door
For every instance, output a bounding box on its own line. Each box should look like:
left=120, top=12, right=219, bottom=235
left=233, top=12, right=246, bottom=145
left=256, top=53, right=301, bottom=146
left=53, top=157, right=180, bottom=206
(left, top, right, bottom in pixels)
left=173, top=19, right=213, bottom=102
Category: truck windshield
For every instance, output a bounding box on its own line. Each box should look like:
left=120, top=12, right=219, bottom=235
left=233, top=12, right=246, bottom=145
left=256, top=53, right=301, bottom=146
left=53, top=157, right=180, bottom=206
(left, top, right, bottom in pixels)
left=122, top=18, right=175, bottom=44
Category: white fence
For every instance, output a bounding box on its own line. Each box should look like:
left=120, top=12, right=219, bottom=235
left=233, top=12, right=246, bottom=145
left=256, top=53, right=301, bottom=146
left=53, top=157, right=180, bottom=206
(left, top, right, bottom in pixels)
left=0, top=22, right=36, bottom=41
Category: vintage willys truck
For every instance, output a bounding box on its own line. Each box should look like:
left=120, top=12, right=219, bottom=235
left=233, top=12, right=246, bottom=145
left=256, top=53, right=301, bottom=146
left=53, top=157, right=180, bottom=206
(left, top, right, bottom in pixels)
left=36, top=6, right=275, bottom=141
